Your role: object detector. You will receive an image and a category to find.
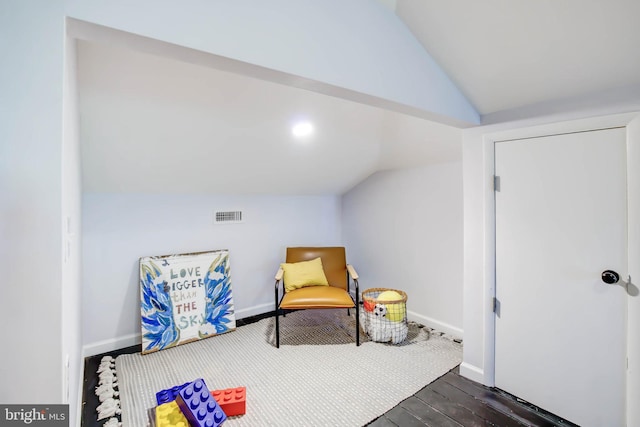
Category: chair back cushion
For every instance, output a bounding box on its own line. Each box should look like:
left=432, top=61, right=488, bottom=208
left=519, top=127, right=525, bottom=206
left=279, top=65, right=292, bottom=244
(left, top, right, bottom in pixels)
left=286, top=247, right=347, bottom=291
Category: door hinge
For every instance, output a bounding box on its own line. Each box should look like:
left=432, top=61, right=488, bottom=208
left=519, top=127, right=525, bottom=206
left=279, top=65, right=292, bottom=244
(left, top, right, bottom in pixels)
left=492, top=297, right=500, bottom=316
left=493, top=175, right=501, bottom=192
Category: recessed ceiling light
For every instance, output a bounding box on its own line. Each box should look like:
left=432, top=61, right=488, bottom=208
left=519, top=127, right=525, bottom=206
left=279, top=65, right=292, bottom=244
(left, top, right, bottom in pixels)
left=291, top=121, right=314, bottom=138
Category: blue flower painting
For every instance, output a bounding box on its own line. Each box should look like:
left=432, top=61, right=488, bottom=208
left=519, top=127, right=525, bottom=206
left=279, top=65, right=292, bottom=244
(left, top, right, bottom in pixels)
left=140, top=261, right=179, bottom=352
left=199, top=253, right=235, bottom=338
left=140, top=250, right=236, bottom=354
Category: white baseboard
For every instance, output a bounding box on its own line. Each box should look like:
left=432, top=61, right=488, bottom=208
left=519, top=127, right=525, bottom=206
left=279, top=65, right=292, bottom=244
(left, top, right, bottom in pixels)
left=81, top=304, right=275, bottom=357
left=407, top=310, right=463, bottom=339
left=234, top=302, right=273, bottom=319
left=459, top=362, right=485, bottom=384
left=82, top=332, right=141, bottom=357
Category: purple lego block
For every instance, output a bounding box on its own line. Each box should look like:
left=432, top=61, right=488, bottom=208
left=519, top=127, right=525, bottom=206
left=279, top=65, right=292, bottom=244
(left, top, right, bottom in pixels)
left=176, top=378, right=226, bottom=427
left=156, top=382, right=190, bottom=405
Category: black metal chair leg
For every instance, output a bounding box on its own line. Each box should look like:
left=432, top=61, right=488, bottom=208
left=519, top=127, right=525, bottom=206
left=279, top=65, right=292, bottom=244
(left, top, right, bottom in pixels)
left=275, top=308, right=280, bottom=348
left=274, top=282, right=280, bottom=348
left=355, top=292, right=360, bottom=346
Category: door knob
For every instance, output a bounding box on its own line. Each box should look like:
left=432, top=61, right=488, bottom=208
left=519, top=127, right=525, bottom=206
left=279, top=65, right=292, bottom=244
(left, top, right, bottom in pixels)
left=601, top=270, right=620, bottom=284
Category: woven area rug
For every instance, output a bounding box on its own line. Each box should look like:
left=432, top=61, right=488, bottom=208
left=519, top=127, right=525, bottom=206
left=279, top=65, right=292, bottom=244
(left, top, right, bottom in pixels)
left=115, top=309, right=462, bottom=426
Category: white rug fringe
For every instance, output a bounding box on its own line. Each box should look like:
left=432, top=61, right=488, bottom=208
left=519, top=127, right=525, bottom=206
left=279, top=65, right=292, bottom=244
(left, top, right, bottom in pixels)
left=95, top=356, right=122, bottom=423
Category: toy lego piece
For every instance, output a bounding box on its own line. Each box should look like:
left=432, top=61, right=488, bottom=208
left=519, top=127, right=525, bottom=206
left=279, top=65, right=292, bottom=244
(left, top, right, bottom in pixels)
left=156, top=382, right=190, bottom=405
left=155, top=401, right=188, bottom=427
left=176, top=378, right=226, bottom=427
left=211, top=387, right=246, bottom=417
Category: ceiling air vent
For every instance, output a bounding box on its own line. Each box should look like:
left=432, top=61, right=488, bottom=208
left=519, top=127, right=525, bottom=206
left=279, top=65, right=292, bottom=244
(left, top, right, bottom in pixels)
left=214, top=210, right=243, bottom=224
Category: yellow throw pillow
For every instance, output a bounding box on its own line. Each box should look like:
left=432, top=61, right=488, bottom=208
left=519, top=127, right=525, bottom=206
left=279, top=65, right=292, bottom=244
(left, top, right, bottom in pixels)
left=280, top=257, right=329, bottom=292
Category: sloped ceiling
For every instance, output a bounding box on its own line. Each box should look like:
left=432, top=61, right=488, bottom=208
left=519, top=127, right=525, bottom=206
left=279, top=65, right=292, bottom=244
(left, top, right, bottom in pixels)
left=77, top=41, right=461, bottom=195
left=395, top=0, right=640, bottom=117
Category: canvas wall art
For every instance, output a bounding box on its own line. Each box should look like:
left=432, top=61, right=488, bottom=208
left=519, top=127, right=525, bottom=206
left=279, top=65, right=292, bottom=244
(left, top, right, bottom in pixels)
left=139, top=249, right=236, bottom=354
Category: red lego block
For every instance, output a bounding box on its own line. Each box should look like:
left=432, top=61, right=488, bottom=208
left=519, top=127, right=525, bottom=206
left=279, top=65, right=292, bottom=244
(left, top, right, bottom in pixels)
left=176, top=378, right=226, bottom=427
left=211, top=387, right=246, bottom=417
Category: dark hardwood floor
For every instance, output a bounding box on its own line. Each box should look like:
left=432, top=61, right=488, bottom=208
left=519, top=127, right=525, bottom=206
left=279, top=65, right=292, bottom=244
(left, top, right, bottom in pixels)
left=82, top=314, right=577, bottom=427
left=366, top=368, right=578, bottom=427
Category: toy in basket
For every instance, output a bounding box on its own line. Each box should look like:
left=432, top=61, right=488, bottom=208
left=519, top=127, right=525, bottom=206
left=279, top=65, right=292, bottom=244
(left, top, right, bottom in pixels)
left=360, top=288, right=408, bottom=344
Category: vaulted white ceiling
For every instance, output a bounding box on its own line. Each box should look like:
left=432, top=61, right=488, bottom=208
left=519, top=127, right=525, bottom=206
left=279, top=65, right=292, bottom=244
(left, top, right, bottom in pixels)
left=77, top=41, right=461, bottom=195
left=395, top=0, right=640, bottom=117
left=78, top=0, right=640, bottom=195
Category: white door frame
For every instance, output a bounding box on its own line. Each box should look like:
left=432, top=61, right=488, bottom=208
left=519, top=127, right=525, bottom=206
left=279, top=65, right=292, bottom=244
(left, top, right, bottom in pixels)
left=463, top=111, right=640, bottom=426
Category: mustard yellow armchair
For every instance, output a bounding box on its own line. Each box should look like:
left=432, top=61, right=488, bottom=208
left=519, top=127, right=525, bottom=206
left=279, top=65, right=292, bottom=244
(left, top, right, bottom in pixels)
left=274, top=247, right=360, bottom=348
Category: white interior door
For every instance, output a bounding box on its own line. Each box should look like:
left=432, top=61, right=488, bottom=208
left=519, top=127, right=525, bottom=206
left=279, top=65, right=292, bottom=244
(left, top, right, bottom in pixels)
left=495, top=128, right=628, bottom=427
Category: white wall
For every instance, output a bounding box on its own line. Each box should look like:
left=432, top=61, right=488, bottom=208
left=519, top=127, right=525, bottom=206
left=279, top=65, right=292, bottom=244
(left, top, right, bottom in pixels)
left=0, top=1, right=65, bottom=404
left=61, top=34, right=83, bottom=426
left=342, top=161, right=463, bottom=336
left=82, top=193, right=341, bottom=354
left=460, top=133, right=492, bottom=381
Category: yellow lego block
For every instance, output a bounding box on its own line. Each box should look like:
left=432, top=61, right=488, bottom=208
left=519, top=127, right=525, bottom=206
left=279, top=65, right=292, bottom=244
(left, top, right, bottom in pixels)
left=156, top=401, right=188, bottom=427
